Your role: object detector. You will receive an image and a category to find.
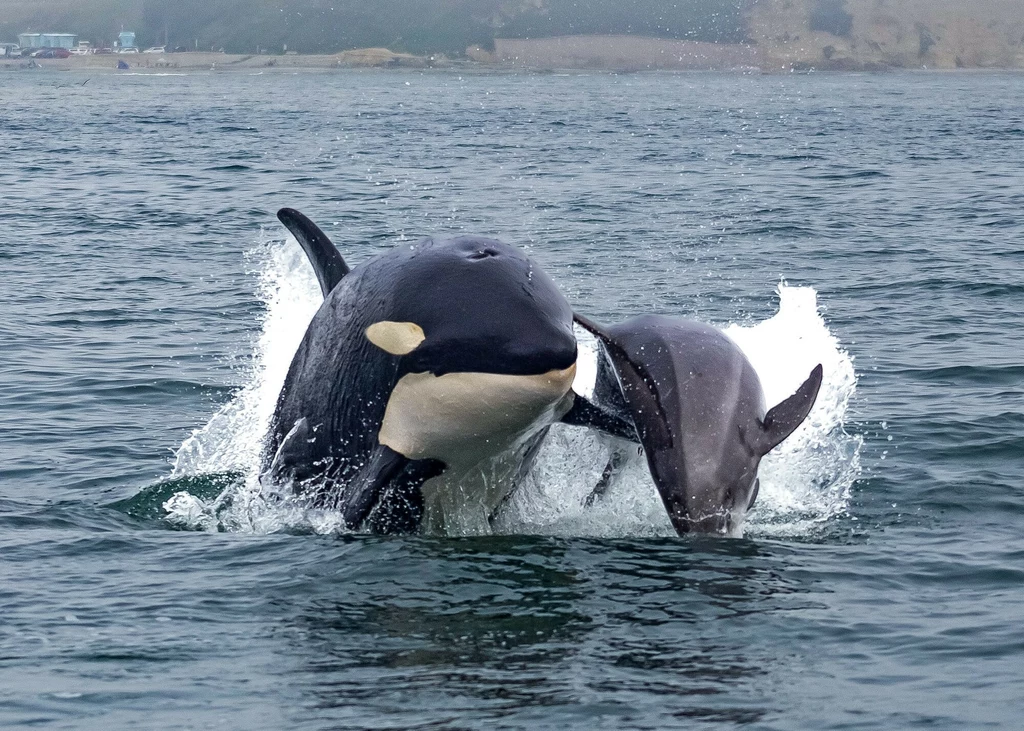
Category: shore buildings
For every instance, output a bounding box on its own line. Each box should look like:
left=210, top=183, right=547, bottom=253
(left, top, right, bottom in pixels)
left=17, top=33, right=78, bottom=50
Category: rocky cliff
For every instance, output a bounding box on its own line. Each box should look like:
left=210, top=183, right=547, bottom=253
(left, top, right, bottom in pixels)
left=748, top=0, right=1024, bottom=69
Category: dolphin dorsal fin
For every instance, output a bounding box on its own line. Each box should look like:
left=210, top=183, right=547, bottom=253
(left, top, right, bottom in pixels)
left=277, top=208, right=350, bottom=298
left=573, top=313, right=672, bottom=451
left=757, top=364, right=824, bottom=456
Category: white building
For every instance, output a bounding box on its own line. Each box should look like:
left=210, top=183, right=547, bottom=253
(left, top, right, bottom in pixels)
left=18, top=33, right=78, bottom=49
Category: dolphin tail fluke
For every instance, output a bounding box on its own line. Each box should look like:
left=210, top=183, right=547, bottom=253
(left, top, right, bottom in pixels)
left=277, top=207, right=350, bottom=298
left=757, top=364, right=824, bottom=455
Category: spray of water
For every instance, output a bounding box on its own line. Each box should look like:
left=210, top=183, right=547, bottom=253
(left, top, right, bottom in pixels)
left=162, top=237, right=860, bottom=538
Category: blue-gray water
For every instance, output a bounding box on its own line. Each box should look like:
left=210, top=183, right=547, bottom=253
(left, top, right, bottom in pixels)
left=1, top=69, right=1022, bottom=729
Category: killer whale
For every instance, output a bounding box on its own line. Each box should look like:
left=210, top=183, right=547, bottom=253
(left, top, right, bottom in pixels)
left=574, top=314, right=823, bottom=536
left=263, top=208, right=578, bottom=533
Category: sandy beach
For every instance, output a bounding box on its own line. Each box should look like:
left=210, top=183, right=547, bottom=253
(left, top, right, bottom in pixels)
left=0, top=48, right=441, bottom=73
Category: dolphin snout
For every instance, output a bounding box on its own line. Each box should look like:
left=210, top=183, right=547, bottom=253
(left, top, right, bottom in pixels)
left=669, top=508, right=739, bottom=537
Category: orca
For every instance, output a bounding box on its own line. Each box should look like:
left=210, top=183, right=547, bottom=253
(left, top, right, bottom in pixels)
left=262, top=208, right=578, bottom=534
left=573, top=314, right=823, bottom=536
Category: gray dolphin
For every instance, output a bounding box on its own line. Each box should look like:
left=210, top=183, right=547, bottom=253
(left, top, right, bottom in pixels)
left=573, top=314, right=823, bottom=535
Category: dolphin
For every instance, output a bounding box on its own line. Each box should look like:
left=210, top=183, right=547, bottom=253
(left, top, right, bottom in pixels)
left=573, top=313, right=823, bottom=535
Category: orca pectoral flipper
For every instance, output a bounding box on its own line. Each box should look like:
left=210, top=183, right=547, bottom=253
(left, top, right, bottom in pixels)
left=266, top=417, right=317, bottom=484
left=561, top=393, right=638, bottom=442
left=756, top=364, right=824, bottom=455
left=338, top=445, right=445, bottom=533
left=277, top=207, right=350, bottom=298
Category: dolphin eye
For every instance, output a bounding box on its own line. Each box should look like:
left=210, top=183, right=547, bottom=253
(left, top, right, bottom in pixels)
left=467, top=248, right=499, bottom=260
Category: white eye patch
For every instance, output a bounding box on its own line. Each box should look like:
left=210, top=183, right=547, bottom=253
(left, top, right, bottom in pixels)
left=365, top=321, right=426, bottom=355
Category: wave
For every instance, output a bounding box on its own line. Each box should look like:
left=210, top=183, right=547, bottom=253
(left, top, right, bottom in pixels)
left=154, top=236, right=861, bottom=538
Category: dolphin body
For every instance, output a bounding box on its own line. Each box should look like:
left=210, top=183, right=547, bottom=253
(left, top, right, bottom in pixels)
left=573, top=314, right=823, bottom=536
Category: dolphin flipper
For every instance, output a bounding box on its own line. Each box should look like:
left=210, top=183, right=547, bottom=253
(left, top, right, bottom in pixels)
left=277, top=207, right=350, bottom=298
left=756, top=364, right=824, bottom=455
left=338, top=445, right=445, bottom=533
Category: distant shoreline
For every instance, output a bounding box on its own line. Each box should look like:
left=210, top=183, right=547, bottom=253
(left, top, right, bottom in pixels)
left=0, top=49, right=441, bottom=73
left=3, top=39, right=1023, bottom=75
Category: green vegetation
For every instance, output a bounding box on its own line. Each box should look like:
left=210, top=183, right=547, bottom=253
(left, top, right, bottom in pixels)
left=141, top=0, right=502, bottom=55
left=2, top=0, right=750, bottom=55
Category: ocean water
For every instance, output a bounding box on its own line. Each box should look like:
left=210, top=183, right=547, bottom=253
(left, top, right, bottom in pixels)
left=1, top=68, right=1021, bottom=729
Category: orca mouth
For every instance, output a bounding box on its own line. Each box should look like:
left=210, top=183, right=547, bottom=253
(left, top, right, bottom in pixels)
left=403, top=338, right=577, bottom=379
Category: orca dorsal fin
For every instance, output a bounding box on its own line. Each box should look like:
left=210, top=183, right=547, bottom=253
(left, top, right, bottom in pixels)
left=757, top=364, right=824, bottom=456
left=277, top=208, right=350, bottom=298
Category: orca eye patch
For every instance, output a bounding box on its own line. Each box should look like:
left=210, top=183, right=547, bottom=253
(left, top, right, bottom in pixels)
left=365, top=321, right=426, bottom=355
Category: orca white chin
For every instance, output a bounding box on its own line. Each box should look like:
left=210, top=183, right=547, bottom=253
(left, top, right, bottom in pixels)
left=377, top=364, right=577, bottom=465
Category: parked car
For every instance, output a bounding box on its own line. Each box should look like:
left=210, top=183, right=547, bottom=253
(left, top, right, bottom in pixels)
left=143, top=46, right=166, bottom=54
left=30, top=48, right=72, bottom=59
left=118, top=47, right=140, bottom=54
left=96, top=48, right=114, bottom=55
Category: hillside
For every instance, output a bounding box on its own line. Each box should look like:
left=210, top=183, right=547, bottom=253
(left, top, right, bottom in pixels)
left=2, top=0, right=751, bottom=54
left=750, top=0, right=1024, bottom=69
left=2, top=0, right=1022, bottom=69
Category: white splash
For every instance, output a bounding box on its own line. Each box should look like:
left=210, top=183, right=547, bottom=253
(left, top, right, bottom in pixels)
left=165, top=237, right=860, bottom=538
left=172, top=234, right=321, bottom=478
left=164, top=233, right=329, bottom=534
left=725, top=285, right=861, bottom=537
